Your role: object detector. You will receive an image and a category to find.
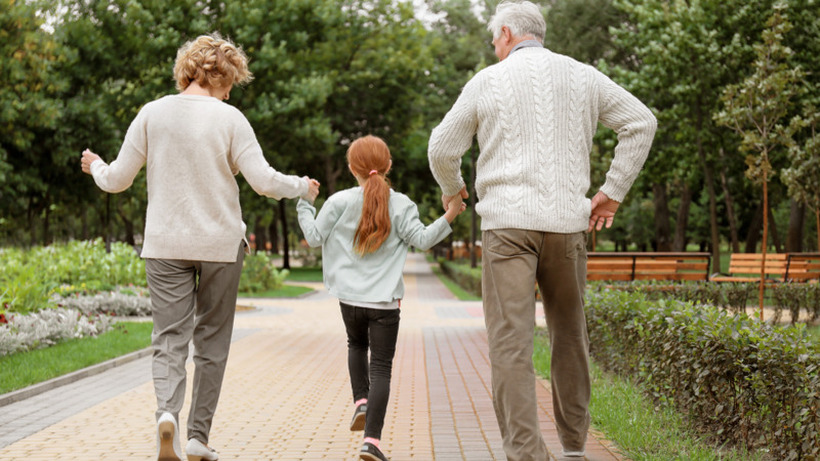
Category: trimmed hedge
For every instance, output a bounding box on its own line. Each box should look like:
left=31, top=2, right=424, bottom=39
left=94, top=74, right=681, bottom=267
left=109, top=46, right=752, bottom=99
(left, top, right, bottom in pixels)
left=586, top=288, right=820, bottom=460
left=438, top=259, right=482, bottom=297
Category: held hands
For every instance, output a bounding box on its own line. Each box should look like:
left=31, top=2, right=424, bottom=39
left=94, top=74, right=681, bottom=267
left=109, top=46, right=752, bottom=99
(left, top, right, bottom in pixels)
left=588, top=190, right=620, bottom=233
left=442, top=186, right=469, bottom=223
left=81, top=149, right=101, bottom=175
left=303, top=177, right=321, bottom=203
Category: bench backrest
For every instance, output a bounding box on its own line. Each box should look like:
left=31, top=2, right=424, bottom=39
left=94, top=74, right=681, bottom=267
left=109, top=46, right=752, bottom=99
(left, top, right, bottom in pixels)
left=587, top=252, right=710, bottom=281
left=786, top=253, right=820, bottom=281
left=726, top=253, right=789, bottom=279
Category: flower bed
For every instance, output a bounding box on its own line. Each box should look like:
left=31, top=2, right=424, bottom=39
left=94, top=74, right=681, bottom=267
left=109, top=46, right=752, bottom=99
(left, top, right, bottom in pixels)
left=0, top=308, right=113, bottom=356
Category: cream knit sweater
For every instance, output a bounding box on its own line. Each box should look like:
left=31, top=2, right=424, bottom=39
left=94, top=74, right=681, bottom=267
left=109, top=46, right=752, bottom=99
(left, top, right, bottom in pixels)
left=428, top=47, right=657, bottom=233
left=90, top=94, right=308, bottom=262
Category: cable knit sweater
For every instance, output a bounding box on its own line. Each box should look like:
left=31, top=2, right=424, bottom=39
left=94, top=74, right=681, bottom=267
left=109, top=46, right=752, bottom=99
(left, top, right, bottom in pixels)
left=89, top=94, right=309, bottom=262
left=428, top=47, right=657, bottom=233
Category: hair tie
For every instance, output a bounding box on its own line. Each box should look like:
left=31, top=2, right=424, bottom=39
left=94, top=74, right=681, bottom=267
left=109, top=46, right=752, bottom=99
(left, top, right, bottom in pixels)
left=369, top=170, right=378, bottom=176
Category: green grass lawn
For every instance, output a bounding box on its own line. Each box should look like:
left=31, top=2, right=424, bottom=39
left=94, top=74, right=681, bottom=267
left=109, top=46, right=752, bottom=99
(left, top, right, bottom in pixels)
left=238, top=284, right=314, bottom=298
left=430, top=264, right=481, bottom=301
left=533, top=329, right=765, bottom=461
left=284, top=266, right=323, bottom=282
left=0, top=321, right=153, bottom=394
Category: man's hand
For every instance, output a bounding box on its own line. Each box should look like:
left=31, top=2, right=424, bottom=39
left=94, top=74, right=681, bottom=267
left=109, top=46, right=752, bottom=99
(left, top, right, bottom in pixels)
left=588, top=191, right=620, bottom=233
left=81, top=149, right=101, bottom=175
left=442, top=186, right=469, bottom=211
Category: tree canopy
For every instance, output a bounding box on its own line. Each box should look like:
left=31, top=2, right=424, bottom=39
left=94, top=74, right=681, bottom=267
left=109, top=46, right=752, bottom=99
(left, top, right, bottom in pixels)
left=1, top=0, right=818, bottom=256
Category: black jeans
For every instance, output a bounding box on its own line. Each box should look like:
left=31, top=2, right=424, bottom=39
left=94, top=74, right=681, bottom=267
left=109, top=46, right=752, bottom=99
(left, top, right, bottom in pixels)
left=340, top=302, right=400, bottom=440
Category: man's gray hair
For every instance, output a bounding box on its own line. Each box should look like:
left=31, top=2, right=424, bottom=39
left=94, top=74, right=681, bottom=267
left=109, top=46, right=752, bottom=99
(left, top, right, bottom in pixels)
left=487, top=1, right=546, bottom=41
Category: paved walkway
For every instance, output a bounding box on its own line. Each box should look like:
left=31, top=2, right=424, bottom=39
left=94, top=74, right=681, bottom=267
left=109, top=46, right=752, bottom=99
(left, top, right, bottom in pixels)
left=0, top=254, right=623, bottom=460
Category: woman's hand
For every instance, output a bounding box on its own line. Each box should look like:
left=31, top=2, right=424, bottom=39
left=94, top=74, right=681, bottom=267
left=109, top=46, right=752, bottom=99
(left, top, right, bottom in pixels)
left=81, top=149, right=101, bottom=175
left=303, top=177, right=321, bottom=203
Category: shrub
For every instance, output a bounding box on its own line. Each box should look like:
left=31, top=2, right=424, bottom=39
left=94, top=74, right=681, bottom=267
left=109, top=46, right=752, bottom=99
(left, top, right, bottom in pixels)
left=239, top=252, right=289, bottom=293
left=586, top=289, right=819, bottom=460
left=438, top=258, right=481, bottom=297
left=0, top=239, right=146, bottom=314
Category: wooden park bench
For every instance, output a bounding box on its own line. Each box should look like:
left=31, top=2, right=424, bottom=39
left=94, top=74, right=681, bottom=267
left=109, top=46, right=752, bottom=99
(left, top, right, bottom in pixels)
left=710, top=253, right=789, bottom=283
left=785, top=252, right=820, bottom=282
left=587, top=252, right=711, bottom=282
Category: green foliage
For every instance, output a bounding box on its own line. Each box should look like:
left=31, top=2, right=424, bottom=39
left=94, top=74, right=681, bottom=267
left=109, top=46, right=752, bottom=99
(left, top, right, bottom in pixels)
left=533, top=328, right=765, bottom=460
left=714, top=2, right=802, bottom=184
left=0, top=239, right=145, bottom=314
left=239, top=252, right=289, bottom=294
left=586, top=289, right=820, bottom=459
left=437, top=258, right=482, bottom=297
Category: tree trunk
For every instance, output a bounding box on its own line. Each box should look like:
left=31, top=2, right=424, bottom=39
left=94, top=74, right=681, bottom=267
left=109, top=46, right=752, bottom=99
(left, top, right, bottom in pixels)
left=652, top=182, right=672, bottom=251
left=745, top=202, right=763, bottom=253
left=672, top=182, right=692, bottom=251
left=269, top=216, right=280, bottom=256
left=43, top=197, right=51, bottom=246
left=719, top=154, right=740, bottom=253
left=254, top=216, right=267, bottom=254
left=786, top=199, right=804, bottom=253
left=699, top=151, right=720, bottom=273
left=758, top=171, right=769, bottom=321
left=767, top=204, right=782, bottom=253
left=816, top=206, right=820, bottom=252
left=324, top=155, right=343, bottom=196
left=279, top=200, right=290, bottom=270
left=117, top=210, right=135, bottom=246
left=81, top=207, right=89, bottom=241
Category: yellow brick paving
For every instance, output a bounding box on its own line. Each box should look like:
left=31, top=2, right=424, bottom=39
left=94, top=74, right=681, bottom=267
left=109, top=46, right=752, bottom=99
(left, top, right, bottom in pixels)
left=0, top=253, right=622, bottom=460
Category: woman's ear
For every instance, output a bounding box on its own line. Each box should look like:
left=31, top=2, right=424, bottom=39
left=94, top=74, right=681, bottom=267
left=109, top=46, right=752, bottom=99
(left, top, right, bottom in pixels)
left=386, top=159, right=393, bottom=175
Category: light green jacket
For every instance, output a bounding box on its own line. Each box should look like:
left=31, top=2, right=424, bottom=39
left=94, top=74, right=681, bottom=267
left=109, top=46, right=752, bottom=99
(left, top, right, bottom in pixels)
left=297, top=188, right=451, bottom=303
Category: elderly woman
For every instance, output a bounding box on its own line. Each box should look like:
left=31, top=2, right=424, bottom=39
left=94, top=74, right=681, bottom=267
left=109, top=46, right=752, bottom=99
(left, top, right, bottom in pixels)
left=81, top=33, right=319, bottom=461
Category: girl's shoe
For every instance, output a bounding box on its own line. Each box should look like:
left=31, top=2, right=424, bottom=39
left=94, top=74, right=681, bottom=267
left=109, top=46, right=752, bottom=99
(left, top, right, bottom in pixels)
left=350, top=403, right=367, bottom=431
left=185, top=438, right=219, bottom=461
left=561, top=449, right=586, bottom=458
left=156, top=412, right=182, bottom=461
left=360, top=442, right=389, bottom=461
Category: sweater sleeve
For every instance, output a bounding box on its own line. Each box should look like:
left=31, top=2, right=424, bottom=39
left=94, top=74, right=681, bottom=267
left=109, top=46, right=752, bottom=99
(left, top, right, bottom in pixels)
left=231, top=116, right=308, bottom=200
left=394, top=198, right=452, bottom=251
left=427, top=77, right=480, bottom=197
left=297, top=197, right=342, bottom=248
left=596, top=72, right=657, bottom=202
left=90, top=111, right=148, bottom=193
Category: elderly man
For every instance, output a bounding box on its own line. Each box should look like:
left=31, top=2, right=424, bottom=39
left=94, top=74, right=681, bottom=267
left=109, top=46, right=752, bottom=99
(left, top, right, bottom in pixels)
left=428, top=1, right=656, bottom=459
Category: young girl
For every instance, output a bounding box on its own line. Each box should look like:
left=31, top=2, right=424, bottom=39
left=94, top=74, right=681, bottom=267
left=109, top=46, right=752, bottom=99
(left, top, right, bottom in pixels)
left=297, top=135, right=464, bottom=461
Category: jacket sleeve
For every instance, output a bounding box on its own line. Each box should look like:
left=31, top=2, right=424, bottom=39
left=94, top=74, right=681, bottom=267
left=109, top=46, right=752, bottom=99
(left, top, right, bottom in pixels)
left=394, top=199, right=452, bottom=251
left=297, top=197, right=343, bottom=248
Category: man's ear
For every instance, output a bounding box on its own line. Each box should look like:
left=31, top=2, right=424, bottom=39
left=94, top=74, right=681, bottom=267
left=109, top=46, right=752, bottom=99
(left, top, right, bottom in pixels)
left=501, top=25, right=512, bottom=42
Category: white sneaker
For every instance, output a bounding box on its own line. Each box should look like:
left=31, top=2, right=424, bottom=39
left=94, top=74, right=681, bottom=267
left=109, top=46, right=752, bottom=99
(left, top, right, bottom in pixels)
left=156, top=412, right=182, bottom=461
left=562, top=449, right=586, bottom=458
left=186, top=438, right=219, bottom=461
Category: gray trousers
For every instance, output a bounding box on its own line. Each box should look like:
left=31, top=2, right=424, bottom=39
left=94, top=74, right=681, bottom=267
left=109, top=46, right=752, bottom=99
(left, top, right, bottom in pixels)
left=482, top=229, right=590, bottom=461
left=145, top=242, right=245, bottom=444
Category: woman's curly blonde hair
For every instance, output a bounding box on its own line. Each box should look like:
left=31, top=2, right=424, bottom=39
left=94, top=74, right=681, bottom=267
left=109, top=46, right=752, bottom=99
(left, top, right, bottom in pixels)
left=173, top=33, right=253, bottom=92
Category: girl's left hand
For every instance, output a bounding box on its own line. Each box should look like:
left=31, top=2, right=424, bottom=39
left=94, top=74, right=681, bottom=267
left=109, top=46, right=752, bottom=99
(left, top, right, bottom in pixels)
left=81, top=149, right=101, bottom=175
